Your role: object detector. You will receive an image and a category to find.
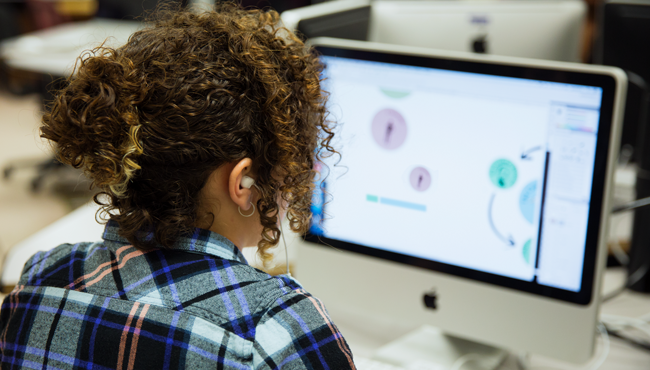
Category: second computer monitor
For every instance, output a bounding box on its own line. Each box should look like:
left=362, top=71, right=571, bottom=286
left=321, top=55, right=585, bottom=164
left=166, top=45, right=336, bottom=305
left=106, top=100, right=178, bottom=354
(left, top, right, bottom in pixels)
left=368, top=0, right=586, bottom=62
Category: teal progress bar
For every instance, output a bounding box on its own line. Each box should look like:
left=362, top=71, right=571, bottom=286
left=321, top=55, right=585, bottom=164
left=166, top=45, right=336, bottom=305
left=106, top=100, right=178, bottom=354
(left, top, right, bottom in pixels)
left=366, top=194, right=426, bottom=212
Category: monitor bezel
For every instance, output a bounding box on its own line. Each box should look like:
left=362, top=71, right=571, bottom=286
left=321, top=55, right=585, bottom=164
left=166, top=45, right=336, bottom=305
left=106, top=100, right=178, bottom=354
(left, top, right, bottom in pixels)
left=305, top=43, right=619, bottom=306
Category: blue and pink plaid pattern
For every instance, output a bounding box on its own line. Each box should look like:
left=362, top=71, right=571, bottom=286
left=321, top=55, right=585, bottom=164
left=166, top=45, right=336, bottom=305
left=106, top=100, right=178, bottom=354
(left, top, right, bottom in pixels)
left=0, top=221, right=355, bottom=369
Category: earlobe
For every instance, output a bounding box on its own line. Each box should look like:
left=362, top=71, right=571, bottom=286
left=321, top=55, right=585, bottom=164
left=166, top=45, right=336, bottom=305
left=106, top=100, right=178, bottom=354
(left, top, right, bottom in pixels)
left=238, top=202, right=256, bottom=217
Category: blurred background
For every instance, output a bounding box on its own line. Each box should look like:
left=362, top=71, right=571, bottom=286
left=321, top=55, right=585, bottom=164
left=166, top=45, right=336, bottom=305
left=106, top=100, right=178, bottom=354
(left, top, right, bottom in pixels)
left=0, top=0, right=638, bottom=288
left=0, top=0, right=327, bottom=281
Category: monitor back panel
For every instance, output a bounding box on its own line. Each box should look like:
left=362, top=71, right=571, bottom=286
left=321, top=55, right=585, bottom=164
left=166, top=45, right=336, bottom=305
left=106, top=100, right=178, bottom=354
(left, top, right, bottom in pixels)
left=368, top=1, right=586, bottom=62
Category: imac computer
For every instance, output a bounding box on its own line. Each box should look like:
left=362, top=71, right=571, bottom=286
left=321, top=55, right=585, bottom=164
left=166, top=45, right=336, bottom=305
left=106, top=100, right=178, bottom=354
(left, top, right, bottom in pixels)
left=281, top=0, right=371, bottom=41
left=294, top=38, right=626, bottom=366
left=368, top=0, right=586, bottom=62
left=282, top=0, right=586, bottom=62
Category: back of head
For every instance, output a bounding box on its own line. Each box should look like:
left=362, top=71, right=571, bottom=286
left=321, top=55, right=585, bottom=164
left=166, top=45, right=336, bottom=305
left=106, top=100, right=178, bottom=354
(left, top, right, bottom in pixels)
left=40, top=3, right=334, bottom=261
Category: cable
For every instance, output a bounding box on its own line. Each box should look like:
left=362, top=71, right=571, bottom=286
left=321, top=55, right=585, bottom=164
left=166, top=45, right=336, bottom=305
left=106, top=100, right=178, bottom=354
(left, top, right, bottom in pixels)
left=601, top=314, right=650, bottom=342
left=279, top=216, right=291, bottom=277
left=449, top=353, right=479, bottom=370
left=629, top=264, right=650, bottom=290
left=251, top=181, right=291, bottom=277
left=608, top=215, right=630, bottom=266
left=612, top=195, right=650, bottom=213
left=587, top=323, right=610, bottom=370
left=600, top=313, right=650, bottom=352
left=604, top=165, right=650, bottom=301
left=618, top=144, right=634, bottom=167
left=606, top=329, right=650, bottom=351
left=602, top=189, right=650, bottom=301
left=516, top=353, right=530, bottom=370
left=601, top=264, right=650, bottom=302
left=599, top=315, right=650, bottom=358
left=604, top=327, right=650, bottom=352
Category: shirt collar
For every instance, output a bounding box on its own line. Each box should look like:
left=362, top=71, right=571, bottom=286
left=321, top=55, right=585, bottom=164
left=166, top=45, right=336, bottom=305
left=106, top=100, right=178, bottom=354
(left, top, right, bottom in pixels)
left=102, top=219, right=248, bottom=265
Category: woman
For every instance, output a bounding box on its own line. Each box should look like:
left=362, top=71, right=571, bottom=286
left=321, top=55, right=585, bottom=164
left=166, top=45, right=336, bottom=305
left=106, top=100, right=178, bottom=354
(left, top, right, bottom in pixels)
left=0, top=4, right=355, bottom=369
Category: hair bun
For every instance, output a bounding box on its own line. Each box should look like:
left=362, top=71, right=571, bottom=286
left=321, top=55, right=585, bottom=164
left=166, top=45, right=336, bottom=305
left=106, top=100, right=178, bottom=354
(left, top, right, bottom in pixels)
left=41, top=48, right=144, bottom=197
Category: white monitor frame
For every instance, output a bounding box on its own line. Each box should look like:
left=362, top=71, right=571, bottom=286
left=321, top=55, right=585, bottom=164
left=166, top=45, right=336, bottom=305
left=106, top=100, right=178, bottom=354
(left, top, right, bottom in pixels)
left=294, top=37, right=626, bottom=363
left=368, top=0, right=586, bottom=62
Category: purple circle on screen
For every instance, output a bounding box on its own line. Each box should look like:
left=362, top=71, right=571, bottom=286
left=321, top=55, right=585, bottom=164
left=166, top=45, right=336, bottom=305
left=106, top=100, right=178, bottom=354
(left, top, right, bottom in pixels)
left=410, top=167, right=432, bottom=192
left=371, top=108, right=407, bottom=150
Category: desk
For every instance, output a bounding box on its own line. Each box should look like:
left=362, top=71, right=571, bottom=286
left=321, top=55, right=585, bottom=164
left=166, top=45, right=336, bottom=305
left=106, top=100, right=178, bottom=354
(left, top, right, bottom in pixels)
left=0, top=201, right=104, bottom=291
left=0, top=19, right=141, bottom=77
left=327, top=267, right=650, bottom=370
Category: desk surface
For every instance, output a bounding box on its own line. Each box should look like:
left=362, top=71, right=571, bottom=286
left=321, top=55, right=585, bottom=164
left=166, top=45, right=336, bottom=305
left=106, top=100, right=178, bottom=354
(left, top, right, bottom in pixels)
left=0, top=19, right=141, bottom=76
left=327, top=267, right=650, bottom=370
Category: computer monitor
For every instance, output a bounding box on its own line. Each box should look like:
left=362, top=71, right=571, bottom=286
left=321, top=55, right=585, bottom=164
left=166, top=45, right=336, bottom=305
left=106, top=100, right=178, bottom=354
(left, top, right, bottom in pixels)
left=368, top=0, right=586, bottom=62
left=595, top=0, right=650, bottom=292
left=282, top=0, right=586, bottom=62
left=295, top=37, right=626, bottom=364
left=281, top=0, right=371, bottom=41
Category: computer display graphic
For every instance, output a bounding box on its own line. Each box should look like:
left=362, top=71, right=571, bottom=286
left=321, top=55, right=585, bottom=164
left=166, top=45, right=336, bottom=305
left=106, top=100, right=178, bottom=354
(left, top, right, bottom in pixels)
left=488, top=191, right=517, bottom=247
left=380, top=87, right=411, bottom=99
left=322, top=71, right=550, bottom=281
left=410, top=167, right=432, bottom=192
left=317, top=56, right=602, bottom=288
left=520, top=180, right=538, bottom=224
left=489, top=159, right=518, bottom=189
left=371, top=108, right=408, bottom=150
left=486, top=150, right=542, bottom=264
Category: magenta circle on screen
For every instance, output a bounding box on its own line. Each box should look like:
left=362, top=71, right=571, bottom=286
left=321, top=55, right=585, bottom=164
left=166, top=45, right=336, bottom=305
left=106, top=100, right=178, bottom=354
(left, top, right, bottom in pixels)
left=371, top=108, right=407, bottom=150
left=410, top=167, right=432, bottom=192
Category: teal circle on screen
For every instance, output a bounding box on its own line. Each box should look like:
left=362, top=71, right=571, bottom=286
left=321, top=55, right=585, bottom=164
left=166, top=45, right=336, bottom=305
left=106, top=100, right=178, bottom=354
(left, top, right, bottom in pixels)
left=489, top=159, right=517, bottom=189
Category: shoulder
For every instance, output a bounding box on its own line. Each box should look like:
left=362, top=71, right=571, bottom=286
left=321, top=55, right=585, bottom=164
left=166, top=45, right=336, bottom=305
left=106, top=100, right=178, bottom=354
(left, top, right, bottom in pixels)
left=18, top=241, right=101, bottom=286
left=252, top=277, right=356, bottom=369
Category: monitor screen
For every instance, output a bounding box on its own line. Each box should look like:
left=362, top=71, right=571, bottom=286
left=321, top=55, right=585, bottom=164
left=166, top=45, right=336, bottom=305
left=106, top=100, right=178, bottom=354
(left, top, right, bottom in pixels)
left=307, top=48, right=616, bottom=304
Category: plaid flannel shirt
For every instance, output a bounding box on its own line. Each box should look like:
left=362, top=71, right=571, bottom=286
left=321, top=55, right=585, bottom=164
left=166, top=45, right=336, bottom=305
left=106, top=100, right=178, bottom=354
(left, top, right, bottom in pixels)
left=0, top=221, right=355, bottom=369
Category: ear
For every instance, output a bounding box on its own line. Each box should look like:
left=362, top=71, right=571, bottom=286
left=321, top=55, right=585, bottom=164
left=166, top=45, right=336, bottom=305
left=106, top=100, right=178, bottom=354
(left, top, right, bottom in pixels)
left=228, top=158, right=254, bottom=211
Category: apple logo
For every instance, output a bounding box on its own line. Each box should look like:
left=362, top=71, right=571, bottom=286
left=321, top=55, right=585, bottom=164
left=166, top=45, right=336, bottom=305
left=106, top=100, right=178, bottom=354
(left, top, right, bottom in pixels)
left=472, top=34, right=488, bottom=54
left=423, top=289, right=438, bottom=310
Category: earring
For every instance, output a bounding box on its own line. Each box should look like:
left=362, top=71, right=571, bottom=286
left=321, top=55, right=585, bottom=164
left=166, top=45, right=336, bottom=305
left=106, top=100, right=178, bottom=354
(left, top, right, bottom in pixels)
left=238, top=202, right=255, bottom=217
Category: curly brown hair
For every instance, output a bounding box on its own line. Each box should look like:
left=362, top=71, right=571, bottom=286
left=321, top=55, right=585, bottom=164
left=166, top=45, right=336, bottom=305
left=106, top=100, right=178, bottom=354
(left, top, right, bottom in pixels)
left=40, top=3, right=334, bottom=263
